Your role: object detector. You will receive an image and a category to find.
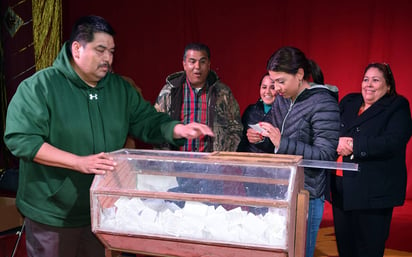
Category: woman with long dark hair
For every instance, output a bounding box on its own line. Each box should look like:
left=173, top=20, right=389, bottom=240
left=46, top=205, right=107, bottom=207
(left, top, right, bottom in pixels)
left=259, top=46, right=340, bottom=257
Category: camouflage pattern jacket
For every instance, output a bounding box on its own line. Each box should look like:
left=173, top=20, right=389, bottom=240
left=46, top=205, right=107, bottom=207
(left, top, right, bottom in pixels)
left=154, top=70, right=242, bottom=152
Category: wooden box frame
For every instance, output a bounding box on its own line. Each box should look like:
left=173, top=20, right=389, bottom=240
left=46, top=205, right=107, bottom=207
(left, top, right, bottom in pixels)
left=90, top=150, right=309, bottom=257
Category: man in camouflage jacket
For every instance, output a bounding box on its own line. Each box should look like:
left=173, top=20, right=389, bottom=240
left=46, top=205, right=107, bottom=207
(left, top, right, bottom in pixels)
left=154, top=43, right=242, bottom=152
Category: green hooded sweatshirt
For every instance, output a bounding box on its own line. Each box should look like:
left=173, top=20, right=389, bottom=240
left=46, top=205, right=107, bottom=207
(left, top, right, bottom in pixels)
left=4, top=42, right=182, bottom=227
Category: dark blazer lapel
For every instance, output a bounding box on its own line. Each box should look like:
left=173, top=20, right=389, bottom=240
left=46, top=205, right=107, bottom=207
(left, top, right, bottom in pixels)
left=345, top=95, right=392, bottom=131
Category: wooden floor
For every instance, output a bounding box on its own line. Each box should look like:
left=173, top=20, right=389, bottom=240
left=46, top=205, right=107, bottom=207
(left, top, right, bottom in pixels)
left=315, top=226, right=412, bottom=257
left=315, top=199, right=412, bottom=257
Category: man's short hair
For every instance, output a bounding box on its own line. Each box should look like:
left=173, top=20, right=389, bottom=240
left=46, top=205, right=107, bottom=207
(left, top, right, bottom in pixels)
left=183, top=43, right=210, bottom=61
left=68, top=15, right=115, bottom=56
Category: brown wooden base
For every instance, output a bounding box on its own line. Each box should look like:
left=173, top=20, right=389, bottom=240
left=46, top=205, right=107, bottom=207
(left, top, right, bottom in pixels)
left=99, top=233, right=287, bottom=257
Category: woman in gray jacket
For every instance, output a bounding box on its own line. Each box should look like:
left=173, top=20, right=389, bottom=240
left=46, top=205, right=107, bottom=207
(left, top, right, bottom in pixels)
left=258, top=46, right=340, bottom=257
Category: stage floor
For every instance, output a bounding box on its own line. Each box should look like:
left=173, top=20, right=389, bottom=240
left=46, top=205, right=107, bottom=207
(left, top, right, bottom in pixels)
left=316, top=200, right=412, bottom=257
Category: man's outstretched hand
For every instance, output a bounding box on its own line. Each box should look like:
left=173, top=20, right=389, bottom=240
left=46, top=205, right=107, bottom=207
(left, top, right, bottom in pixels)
left=173, top=123, right=214, bottom=139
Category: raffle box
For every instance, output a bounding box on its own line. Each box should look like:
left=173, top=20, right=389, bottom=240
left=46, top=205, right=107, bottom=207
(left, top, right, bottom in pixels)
left=90, top=149, right=309, bottom=257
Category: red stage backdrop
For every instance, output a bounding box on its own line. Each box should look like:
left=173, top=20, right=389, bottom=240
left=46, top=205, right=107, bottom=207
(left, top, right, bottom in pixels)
left=60, top=0, right=412, bottom=198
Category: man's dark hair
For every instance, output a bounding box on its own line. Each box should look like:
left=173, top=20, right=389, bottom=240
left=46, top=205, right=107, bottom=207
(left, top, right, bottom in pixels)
left=68, top=15, right=115, bottom=56
left=183, top=43, right=210, bottom=60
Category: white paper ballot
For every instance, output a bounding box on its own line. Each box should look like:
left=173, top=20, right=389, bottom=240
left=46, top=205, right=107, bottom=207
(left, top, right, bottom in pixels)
left=248, top=123, right=265, bottom=133
left=100, top=196, right=288, bottom=248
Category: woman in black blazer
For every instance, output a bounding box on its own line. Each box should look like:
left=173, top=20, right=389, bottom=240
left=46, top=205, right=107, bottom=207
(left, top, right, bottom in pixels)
left=331, top=63, right=412, bottom=257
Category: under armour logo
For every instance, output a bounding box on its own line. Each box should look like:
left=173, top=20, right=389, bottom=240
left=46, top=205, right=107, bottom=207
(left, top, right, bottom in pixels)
left=89, top=94, right=98, bottom=100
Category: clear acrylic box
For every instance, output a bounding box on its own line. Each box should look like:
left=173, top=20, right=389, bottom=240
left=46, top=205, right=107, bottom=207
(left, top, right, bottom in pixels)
left=90, top=149, right=308, bottom=257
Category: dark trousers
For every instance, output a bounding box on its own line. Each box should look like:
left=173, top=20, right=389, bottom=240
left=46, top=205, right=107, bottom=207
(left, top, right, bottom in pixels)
left=332, top=205, right=393, bottom=257
left=25, top=218, right=105, bottom=257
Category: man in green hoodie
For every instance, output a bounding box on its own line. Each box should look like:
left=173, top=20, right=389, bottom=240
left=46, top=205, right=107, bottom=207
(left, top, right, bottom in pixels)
left=4, top=15, right=213, bottom=257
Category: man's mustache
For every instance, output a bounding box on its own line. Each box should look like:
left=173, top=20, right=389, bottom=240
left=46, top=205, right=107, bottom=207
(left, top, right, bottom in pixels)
left=98, top=63, right=112, bottom=72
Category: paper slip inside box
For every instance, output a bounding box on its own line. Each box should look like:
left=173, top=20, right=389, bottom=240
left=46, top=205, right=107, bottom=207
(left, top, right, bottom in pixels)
left=137, top=174, right=178, bottom=192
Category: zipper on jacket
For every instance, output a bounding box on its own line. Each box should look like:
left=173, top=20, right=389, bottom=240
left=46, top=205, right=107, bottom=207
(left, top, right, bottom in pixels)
left=281, top=88, right=307, bottom=135
left=281, top=101, right=294, bottom=135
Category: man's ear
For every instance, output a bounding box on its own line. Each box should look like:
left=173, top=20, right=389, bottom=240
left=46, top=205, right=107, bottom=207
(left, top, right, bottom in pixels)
left=72, top=41, right=81, bottom=59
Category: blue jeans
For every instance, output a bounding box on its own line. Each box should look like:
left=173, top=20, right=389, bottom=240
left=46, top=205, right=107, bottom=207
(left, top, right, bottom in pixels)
left=305, top=196, right=325, bottom=257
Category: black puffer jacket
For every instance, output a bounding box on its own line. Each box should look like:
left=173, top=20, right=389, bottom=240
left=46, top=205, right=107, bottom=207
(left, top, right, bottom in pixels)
left=271, top=84, right=340, bottom=198
left=237, top=99, right=275, bottom=153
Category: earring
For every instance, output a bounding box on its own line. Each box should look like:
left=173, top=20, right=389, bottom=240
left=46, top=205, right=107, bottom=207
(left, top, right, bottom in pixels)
left=298, top=79, right=302, bottom=87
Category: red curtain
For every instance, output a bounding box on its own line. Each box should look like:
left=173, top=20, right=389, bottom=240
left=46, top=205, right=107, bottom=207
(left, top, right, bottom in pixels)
left=59, top=0, right=411, bottom=199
